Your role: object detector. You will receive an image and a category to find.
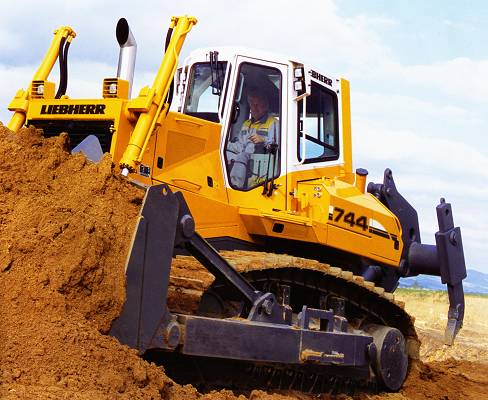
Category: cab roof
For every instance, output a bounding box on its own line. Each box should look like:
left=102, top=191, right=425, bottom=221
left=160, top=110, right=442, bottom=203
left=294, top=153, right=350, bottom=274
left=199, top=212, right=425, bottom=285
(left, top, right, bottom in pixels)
left=183, top=46, right=301, bottom=68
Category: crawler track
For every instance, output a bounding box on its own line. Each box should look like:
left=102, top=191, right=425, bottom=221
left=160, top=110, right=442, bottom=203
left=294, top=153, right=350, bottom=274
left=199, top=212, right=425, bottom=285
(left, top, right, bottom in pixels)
left=162, top=250, right=419, bottom=393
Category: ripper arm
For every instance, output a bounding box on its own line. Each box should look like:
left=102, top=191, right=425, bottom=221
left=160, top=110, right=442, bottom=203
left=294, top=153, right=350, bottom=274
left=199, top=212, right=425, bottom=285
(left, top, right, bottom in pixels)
left=368, top=169, right=467, bottom=345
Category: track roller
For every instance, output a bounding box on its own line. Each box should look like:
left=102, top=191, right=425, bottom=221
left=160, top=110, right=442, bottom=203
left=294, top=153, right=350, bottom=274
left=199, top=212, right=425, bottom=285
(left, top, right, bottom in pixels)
left=364, top=324, right=408, bottom=391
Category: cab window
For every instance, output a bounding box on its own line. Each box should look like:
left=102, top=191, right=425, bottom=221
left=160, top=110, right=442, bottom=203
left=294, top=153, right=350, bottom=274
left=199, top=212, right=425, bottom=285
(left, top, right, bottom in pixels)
left=224, top=63, right=281, bottom=191
left=297, top=81, right=339, bottom=163
left=183, top=61, right=227, bottom=123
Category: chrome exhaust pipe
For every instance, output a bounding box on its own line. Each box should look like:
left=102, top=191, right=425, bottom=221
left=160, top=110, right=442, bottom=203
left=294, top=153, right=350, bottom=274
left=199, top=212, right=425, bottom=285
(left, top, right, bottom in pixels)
left=116, top=18, right=137, bottom=98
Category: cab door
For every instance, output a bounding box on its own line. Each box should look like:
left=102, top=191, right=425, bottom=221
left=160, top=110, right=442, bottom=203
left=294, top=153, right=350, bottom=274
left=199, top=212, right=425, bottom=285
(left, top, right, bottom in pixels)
left=222, top=56, right=288, bottom=213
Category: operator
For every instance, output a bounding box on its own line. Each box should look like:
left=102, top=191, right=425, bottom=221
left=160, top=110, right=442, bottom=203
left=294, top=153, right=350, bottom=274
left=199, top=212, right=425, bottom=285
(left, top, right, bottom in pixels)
left=227, top=88, right=279, bottom=188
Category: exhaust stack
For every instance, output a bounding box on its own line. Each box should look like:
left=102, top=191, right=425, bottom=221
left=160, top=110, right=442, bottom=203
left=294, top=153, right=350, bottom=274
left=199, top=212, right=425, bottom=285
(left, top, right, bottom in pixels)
left=116, top=18, right=137, bottom=98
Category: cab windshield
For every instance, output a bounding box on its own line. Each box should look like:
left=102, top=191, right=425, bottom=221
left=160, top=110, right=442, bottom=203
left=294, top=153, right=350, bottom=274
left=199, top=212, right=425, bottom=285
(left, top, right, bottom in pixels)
left=183, top=61, right=228, bottom=123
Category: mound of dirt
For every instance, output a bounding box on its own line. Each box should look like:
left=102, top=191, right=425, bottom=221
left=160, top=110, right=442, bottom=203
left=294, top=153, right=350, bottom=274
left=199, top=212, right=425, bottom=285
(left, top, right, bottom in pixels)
left=1, top=124, right=487, bottom=400
left=0, top=125, right=176, bottom=399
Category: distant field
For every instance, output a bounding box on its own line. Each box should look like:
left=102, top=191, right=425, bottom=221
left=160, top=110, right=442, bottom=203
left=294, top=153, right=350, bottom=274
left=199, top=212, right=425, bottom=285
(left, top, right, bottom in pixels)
left=395, top=288, right=488, bottom=363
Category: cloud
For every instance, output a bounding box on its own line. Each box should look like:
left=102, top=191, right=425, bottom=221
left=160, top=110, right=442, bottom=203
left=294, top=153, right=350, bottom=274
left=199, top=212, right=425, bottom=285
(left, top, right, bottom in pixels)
left=443, top=19, right=476, bottom=32
left=0, top=0, right=390, bottom=71
left=354, top=57, right=488, bottom=105
left=352, top=92, right=477, bottom=121
left=405, top=58, right=488, bottom=103
left=355, top=123, right=488, bottom=180
left=0, top=28, right=22, bottom=53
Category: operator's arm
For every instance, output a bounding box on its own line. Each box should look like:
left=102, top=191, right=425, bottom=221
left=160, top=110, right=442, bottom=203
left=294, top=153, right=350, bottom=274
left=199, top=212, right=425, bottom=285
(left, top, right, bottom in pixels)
left=227, top=121, right=253, bottom=163
left=249, top=117, right=279, bottom=147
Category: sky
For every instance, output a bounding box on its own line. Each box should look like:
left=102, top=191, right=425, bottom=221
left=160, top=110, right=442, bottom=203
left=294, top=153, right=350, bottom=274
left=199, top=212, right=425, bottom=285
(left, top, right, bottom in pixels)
left=0, top=0, right=486, bottom=273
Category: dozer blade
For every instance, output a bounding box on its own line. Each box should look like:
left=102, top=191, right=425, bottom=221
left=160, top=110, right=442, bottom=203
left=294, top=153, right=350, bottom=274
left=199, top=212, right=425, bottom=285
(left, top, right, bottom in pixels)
left=109, top=185, right=179, bottom=352
left=71, top=134, right=104, bottom=163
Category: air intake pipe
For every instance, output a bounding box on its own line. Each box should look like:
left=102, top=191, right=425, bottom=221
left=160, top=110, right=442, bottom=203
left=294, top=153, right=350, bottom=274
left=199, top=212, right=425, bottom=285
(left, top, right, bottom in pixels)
left=116, top=18, right=137, bottom=98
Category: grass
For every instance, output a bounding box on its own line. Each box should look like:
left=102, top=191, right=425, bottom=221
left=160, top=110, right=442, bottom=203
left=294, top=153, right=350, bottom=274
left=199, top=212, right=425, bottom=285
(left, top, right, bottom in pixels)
left=396, top=287, right=488, bottom=299
left=394, top=287, right=488, bottom=363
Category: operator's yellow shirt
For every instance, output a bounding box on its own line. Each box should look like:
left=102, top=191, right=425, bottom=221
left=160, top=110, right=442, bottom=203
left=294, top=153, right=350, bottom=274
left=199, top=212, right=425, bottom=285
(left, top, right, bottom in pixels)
left=240, top=115, right=279, bottom=151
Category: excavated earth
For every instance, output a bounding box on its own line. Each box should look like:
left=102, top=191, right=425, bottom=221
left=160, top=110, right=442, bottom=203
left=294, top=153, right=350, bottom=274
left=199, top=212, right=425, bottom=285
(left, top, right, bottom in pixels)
left=0, top=124, right=487, bottom=399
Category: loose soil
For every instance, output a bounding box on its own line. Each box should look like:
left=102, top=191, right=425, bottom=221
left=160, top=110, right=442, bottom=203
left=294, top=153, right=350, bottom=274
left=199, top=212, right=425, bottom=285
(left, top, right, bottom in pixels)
left=0, top=124, right=486, bottom=399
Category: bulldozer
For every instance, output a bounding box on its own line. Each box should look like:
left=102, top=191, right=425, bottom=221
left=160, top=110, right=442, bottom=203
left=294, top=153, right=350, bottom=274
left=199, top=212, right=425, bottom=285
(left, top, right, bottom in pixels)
left=6, top=16, right=467, bottom=393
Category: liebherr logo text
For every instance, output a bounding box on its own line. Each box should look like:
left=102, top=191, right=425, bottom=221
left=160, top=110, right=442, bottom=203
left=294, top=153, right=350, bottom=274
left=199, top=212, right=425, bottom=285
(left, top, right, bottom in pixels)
left=40, top=104, right=106, bottom=115
left=308, top=70, right=332, bottom=86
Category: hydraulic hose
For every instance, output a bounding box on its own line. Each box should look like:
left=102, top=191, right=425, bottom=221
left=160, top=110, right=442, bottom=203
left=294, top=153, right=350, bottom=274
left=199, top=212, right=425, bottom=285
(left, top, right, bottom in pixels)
left=164, top=26, right=175, bottom=109
left=55, top=38, right=70, bottom=98
left=55, top=37, right=66, bottom=98
left=165, top=26, right=173, bottom=51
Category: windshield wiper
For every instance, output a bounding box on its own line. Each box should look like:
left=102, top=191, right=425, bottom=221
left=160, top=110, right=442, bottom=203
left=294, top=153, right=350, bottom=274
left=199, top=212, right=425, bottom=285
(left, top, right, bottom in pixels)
left=209, top=51, right=224, bottom=96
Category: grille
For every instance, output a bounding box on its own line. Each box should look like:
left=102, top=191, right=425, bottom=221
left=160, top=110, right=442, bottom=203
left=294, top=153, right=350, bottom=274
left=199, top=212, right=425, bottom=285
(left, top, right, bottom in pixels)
left=27, top=120, right=114, bottom=153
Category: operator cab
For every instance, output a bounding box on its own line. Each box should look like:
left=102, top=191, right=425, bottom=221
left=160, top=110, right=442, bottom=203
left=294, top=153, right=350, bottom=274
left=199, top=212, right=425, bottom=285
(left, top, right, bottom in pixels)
left=175, top=47, right=347, bottom=198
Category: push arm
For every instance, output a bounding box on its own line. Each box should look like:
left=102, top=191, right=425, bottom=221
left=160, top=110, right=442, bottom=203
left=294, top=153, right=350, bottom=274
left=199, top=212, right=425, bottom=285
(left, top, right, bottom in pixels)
left=119, top=16, right=197, bottom=175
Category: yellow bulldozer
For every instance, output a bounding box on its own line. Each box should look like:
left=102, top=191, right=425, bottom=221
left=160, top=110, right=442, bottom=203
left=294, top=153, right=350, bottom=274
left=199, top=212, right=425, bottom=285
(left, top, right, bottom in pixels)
left=6, top=16, right=467, bottom=393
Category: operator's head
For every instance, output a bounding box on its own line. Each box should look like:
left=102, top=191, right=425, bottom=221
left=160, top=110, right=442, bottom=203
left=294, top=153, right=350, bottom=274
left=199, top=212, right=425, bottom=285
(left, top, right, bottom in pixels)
left=247, top=89, right=269, bottom=121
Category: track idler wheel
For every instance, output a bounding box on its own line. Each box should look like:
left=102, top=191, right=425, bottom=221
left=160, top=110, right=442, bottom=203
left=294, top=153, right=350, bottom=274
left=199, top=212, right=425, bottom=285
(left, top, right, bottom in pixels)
left=365, top=324, right=408, bottom=391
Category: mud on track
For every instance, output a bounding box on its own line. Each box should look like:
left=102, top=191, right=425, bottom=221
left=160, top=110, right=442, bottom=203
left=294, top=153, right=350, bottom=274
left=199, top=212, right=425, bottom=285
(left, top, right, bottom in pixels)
left=0, top=125, right=486, bottom=399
